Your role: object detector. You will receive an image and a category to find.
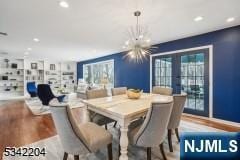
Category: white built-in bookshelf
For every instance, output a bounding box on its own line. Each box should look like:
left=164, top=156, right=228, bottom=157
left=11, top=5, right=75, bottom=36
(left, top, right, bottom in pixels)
left=0, top=58, right=24, bottom=99
left=0, top=57, right=77, bottom=100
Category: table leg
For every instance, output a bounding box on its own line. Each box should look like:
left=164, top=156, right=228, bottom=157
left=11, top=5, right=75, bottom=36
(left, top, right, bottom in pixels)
left=119, top=125, right=129, bottom=160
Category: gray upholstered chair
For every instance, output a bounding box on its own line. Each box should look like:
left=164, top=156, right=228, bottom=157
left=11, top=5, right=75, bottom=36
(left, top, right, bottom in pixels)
left=167, top=94, right=187, bottom=152
left=128, top=100, right=173, bottom=160
left=49, top=101, right=113, bottom=160
left=152, top=86, right=173, bottom=96
left=111, top=87, right=127, bottom=96
left=86, top=89, right=115, bottom=129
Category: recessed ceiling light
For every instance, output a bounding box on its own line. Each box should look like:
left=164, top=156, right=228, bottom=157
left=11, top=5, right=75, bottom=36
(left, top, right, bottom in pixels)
left=122, top=46, right=126, bottom=49
left=194, top=16, right=203, bottom=22
left=24, top=52, right=30, bottom=55
left=33, top=38, right=39, bottom=42
left=59, top=1, right=69, bottom=8
left=27, top=48, right=32, bottom=51
left=227, top=17, right=235, bottom=22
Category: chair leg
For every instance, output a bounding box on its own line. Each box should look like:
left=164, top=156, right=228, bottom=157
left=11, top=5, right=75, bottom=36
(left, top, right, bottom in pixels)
left=113, top=121, right=117, bottom=128
left=105, top=124, right=108, bottom=130
left=159, top=143, right=167, bottom=160
left=168, top=129, right=173, bottom=152
left=175, top=128, right=180, bottom=142
left=118, top=144, right=121, bottom=157
left=74, top=155, right=79, bottom=160
left=147, top=147, right=151, bottom=160
left=107, top=143, right=113, bottom=160
left=63, top=152, right=68, bottom=160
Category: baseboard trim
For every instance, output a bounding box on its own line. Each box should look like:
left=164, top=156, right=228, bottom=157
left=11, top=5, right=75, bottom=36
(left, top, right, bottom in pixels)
left=182, top=113, right=240, bottom=128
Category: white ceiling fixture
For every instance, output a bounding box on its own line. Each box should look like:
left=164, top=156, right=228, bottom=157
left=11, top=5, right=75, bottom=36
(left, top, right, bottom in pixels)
left=227, top=17, right=235, bottom=22
left=59, top=1, right=69, bottom=8
left=194, top=16, right=203, bottom=22
left=33, top=38, right=40, bottom=42
left=123, top=11, right=156, bottom=63
left=0, top=0, right=240, bottom=61
left=27, top=48, right=32, bottom=51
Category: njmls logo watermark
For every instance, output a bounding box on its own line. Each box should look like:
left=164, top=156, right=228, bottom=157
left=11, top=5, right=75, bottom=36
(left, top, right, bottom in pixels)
left=180, top=132, right=240, bottom=160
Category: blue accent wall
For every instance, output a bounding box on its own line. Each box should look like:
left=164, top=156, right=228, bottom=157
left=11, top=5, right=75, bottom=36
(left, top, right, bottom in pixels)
left=78, top=25, right=240, bottom=123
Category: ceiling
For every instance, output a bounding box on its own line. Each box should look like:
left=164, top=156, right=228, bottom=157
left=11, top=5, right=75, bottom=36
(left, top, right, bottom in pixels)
left=0, top=0, right=240, bottom=62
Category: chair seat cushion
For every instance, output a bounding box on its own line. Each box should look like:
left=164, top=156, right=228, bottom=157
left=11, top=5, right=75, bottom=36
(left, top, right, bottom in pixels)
left=79, top=122, right=112, bottom=152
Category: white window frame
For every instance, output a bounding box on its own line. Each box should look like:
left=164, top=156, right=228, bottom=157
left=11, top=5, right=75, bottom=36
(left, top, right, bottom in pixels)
left=83, top=59, right=114, bottom=86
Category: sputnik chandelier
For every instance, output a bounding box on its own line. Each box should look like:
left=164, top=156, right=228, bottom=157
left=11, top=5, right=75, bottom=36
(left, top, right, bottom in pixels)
left=123, top=11, right=156, bottom=63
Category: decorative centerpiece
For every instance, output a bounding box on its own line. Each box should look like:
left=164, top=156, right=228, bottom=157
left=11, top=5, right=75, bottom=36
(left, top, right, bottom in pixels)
left=127, top=89, right=142, bottom=99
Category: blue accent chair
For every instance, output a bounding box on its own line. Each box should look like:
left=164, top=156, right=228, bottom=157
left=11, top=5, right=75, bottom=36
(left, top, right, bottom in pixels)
left=37, top=84, right=65, bottom=106
left=26, top=82, right=38, bottom=98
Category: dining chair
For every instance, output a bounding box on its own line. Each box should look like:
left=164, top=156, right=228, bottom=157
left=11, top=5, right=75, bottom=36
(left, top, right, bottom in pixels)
left=111, top=87, right=127, bottom=96
left=27, top=81, right=38, bottom=98
left=86, top=89, right=115, bottom=129
left=128, top=100, right=173, bottom=160
left=152, top=86, right=173, bottom=96
left=50, top=101, right=113, bottom=160
left=167, top=94, right=187, bottom=152
left=37, top=84, right=65, bottom=106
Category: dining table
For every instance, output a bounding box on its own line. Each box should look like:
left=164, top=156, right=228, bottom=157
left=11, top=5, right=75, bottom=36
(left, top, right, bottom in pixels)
left=81, top=93, right=173, bottom=160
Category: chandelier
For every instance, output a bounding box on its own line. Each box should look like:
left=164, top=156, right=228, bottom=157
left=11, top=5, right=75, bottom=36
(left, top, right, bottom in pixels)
left=123, top=11, right=156, bottom=63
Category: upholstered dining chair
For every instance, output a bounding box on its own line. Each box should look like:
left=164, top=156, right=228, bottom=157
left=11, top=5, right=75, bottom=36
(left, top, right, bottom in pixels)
left=49, top=101, right=113, bottom=160
left=27, top=81, right=38, bottom=98
left=128, top=100, right=173, bottom=160
left=86, top=89, right=115, bottom=129
left=111, top=87, right=127, bottom=96
left=152, top=86, right=173, bottom=96
left=37, top=84, right=65, bottom=106
left=167, top=94, right=187, bottom=152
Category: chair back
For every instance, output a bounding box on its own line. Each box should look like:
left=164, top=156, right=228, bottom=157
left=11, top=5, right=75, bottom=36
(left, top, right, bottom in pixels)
left=134, top=101, right=173, bottom=147
left=152, top=86, right=173, bottom=95
left=37, top=84, right=55, bottom=105
left=111, top=87, right=127, bottom=96
left=27, top=82, right=37, bottom=97
left=49, top=101, right=90, bottom=155
left=168, top=94, right=187, bottom=129
left=86, top=88, right=108, bottom=99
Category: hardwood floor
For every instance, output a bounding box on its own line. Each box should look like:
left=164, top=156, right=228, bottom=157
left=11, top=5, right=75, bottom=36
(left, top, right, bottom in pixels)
left=0, top=100, right=239, bottom=160
left=182, top=114, right=240, bottom=132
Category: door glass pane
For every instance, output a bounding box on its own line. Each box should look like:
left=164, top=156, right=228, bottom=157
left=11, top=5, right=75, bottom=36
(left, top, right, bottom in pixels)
left=154, top=57, right=172, bottom=87
left=181, top=53, right=204, bottom=111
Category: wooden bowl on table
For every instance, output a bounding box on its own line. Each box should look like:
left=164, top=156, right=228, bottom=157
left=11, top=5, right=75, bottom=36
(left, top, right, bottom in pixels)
left=126, top=89, right=142, bottom=99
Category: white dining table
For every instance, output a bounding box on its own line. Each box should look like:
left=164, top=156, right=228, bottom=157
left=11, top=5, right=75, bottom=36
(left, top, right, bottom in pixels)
left=82, top=93, right=173, bottom=160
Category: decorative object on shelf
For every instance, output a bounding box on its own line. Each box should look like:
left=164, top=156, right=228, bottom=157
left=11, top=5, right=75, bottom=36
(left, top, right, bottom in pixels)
left=62, top=72, right=74, bottom=75
left=26, top=70, right=31, bottom=75
left=4, top=59, right=9, bottom=68
left=122, top=11, right=156, bottom=63
left=31, top=63, right=38, bottom=69
left=11, top=63, right=17, bottom=68
left=2, top=76, right=8, bottom=80
left=17, top=71, right=20, bottom=75
left=67, top=64, right=71, bottom=70
left=13, top=85, right=18, bottom=90
left=126, top=89, right=142, bottom=99
left=50, top=64, right=55, bottom=70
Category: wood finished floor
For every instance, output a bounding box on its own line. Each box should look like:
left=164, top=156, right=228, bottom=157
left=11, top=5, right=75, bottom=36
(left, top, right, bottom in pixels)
left=0, top=100, right=240, bottom=160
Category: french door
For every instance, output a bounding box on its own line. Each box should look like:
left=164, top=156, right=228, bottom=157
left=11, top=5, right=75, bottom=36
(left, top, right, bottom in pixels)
left=152, top=49, right=209, bottom=117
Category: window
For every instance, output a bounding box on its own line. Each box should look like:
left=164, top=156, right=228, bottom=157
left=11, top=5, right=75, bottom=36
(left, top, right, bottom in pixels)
left=83, top=60, right=114, bottom=88
left=154, top=57, right=172, bottom=87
